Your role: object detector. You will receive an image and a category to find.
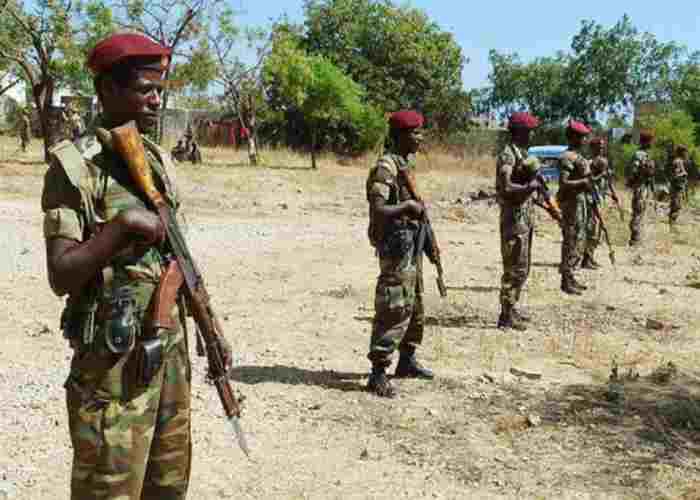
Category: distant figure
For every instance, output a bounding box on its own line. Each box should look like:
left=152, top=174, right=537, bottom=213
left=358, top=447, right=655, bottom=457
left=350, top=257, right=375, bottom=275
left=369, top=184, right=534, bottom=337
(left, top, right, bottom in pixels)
left=62, top=104, right=85, bottom=142
left=668, top=144, right=689, bottom=230
left=18, top=110, right=31, bottom=152
left=627, top=130, right=656, bottom=246
left=171, top=125, right=202, bottom=164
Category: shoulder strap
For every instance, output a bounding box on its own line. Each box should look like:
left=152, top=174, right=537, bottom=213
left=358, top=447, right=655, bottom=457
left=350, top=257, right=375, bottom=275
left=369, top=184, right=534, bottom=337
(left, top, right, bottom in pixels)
left=49, top=139, right=103, bottom=234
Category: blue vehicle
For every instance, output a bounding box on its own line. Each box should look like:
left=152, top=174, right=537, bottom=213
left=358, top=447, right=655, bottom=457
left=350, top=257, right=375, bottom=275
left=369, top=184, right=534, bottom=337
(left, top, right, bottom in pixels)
left=527, top=145, right=568, bottom=181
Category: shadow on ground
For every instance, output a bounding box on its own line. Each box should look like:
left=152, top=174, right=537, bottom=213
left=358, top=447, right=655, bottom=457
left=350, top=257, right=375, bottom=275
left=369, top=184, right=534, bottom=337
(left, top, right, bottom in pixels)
left=353, top=313, right=488, bottom=329
left=531, top=366, right=700, bottom=490
left=229, top=365, right=366, bottom=392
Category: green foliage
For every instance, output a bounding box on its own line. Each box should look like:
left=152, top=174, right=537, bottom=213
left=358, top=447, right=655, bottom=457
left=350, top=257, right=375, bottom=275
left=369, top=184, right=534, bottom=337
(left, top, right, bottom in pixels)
left=264, top=34, right=386, bottom=154
left=638, top=108, right=699, bottom=172
left=483, top=15, right=688, bottom=125
left=286, top=0, right=468, bottom=135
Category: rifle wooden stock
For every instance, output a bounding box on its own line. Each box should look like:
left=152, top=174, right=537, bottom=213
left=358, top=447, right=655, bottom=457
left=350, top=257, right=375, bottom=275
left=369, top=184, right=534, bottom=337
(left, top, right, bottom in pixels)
left=150, top=259, right=184, bottom=332
left=107, top=121, right=245, bottom=429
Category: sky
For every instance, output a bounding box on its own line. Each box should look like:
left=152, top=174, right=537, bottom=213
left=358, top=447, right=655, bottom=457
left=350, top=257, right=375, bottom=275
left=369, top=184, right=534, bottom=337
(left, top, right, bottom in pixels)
left=237, top=0, right=700, bottom=90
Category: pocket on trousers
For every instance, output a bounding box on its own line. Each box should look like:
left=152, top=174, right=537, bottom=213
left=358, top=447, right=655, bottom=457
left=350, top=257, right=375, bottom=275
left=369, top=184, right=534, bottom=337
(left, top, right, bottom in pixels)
left=376, top=284, right=406, bottom=311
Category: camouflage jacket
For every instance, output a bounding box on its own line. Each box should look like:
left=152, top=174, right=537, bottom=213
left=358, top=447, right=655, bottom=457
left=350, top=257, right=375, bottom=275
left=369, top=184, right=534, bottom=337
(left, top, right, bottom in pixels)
left=42, top=128, right=185, bottom=355
left=669, top=157, right=688, bottom=190
left=589, top=155, right=610, bottom=197
left=366, top=152, right=421, bottom=280
left=496, top=143, right=534, bottom=236
left=557, top=149, right=590, bottom=203
left=626, top=149, right=655, bottom=188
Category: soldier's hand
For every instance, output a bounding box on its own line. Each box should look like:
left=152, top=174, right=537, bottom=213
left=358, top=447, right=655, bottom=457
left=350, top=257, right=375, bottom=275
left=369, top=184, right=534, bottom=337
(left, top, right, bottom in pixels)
left=117, top=208, right=165, bottom=246
left=403, top=200, right=425, bottom=219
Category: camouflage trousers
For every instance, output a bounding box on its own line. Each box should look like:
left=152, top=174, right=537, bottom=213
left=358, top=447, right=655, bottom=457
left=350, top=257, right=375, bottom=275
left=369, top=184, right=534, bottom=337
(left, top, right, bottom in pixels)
left=669, top=184, right=685, bottom=226
left=629, top=186, right=648, bottom=244
left=585, top=203, right=600, bottom=258
left=560, top=196, right=587, bottom=280
left=20, top=132, right=29, bottom=152
left=499, top=226, right=533, bottom=307
left=368, top=272, right=424, bottom=368
left=66, top=338, right=192, bottom=500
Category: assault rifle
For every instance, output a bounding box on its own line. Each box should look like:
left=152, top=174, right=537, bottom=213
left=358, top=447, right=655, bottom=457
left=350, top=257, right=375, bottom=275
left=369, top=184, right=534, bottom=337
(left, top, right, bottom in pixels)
left=398, top=166, right=447, bottom=298
left=603, top=147, right=625, bottom=220
left=96, top=122, right=250, bottom=456
left=589, top=185, right=616, bottom=265
left=533, top=172, right=562, bottom=223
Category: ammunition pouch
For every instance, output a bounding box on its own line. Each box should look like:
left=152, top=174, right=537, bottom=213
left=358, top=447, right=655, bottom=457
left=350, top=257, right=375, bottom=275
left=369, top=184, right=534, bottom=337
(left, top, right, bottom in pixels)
left=61, top=288, right=99, bottom=348
left=132, top=337, right=163, bottom=387
left=103, top=288, right=139, bottom=354
left=379, top=223, right=416, bottom=259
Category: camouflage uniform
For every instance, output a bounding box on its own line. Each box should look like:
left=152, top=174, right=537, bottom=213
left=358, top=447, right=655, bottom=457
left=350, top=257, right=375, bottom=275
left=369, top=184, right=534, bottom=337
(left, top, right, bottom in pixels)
left=18, top=114, right=31, bottom=152
left=583, top=155, right=609, bottom=263
left=496, top=143, right=534, bottom=311
left=627, top=149, right=655, bottom=245
left=668, top=157, right=687, bottom=227
left=558, top=149, right=590, bottom=284
left=366, top=153, right=424, bottom=369
left=42, top=129, right=192, bottom=499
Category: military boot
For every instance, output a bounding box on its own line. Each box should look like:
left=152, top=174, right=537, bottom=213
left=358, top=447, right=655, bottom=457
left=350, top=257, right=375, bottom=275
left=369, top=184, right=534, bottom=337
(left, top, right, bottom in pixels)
left=573, top=276, right=588, bottom=290
left=498, top=305, right=527, bottom=331
left=561, top=276, right=582, bottom=295
left=512, top=307, right=531, bottom=323
left=394, top=349, right=434, bottom=379
left=367, top=367, right=396, bottom=398
left=581, top=254, right=600, bottom=270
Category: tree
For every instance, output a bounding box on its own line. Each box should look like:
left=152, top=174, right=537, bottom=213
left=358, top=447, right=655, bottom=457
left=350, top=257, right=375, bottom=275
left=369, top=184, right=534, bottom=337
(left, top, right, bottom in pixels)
left=209, top=8, right=269, bottom=165
left=567, top=15, right=685, bottom=118
left=111, top=0, right=223, bottom=142
left=484, top=50, right=570, bottom=124
left=0, top=0, right=112, bottom=159
left=289, top=0, right=468, bottom=135
left=483, top=16, right=687, bottom=127
left=264, top=34, right=386, bottom=169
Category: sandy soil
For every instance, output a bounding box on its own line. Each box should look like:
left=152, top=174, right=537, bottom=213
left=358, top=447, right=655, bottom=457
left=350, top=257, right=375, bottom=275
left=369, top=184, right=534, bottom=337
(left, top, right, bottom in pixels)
left=2, top=138, right=700, bottom=500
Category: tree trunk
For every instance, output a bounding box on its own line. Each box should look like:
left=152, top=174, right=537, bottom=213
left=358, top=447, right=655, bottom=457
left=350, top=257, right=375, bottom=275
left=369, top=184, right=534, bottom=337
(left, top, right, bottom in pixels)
left=32, top=77, right=54, bottom=162
left=311, top=126, right=317, bottom=170
left=247, top=109, right=258, bottom=166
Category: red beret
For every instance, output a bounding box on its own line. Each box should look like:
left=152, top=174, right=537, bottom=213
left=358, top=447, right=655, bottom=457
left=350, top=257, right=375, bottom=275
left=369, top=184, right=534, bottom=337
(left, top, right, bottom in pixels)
left=639, top=130, right=654, bottom=143
left=389, top=110, right=424, bottom=130
left=508, top=112, right=539, bottom=130
left=567, top=120, right=591, bottom=136
left=87, top=33, right=171, bottom=75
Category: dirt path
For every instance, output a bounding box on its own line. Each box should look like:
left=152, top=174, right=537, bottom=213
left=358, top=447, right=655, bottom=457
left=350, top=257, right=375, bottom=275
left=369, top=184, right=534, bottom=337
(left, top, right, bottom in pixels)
left=2, top=141, right=700, bottom=499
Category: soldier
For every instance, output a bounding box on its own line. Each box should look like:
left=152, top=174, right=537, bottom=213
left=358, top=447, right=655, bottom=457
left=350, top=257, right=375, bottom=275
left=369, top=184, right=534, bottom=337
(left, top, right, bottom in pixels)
left=558, top=120, right=592, bottom=295
left=365, top=110, right=434, bottom=398
left=582, top=137, right=609, bottom=269
left=41, top=32, right=230, bottom=499
left=495, top=112, right=541, bottom=330
left=668, top=144, right=689, bottom=230
left=627, top=130, right=656, bottom=246
left=18, top=109, right=31, bottom=152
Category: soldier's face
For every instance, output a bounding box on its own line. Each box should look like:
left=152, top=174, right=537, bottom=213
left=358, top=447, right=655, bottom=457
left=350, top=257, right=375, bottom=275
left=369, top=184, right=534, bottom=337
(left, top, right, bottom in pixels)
left=399, top=127, right=423, bottom=154
left=101, top=70, right=164, bottom=134
left=511, top=128, right=531, bottom=147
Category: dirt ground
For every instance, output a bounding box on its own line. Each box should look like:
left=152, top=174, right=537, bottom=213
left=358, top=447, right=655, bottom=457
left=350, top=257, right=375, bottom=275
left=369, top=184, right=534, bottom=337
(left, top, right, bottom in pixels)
left=2, top=136, right=700, bottom=500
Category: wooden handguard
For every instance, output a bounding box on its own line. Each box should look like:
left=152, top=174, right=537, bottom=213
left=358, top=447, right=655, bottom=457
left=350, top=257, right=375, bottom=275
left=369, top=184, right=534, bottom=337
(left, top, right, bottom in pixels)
left=149, top=259, right=184, bottom=332
left=111, top=121, right=166, bottom=208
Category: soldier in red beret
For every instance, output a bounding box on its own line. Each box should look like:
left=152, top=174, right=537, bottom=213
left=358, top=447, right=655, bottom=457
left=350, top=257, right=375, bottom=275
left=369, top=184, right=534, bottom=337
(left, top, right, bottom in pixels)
left=626, top=129, right=657, bottom=245
left=365, top=110, right=434, bottom=397
left=557, top=120, right=593, bottom=294
left=40, top=32, right=226, bottom=499
left=582, top=136, right=611, bottom=270
left=495, top=111, right=542, bottom=330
